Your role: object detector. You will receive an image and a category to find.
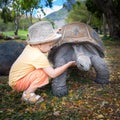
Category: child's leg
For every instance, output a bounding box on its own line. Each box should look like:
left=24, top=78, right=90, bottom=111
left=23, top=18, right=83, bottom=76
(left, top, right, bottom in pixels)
left=13, top=69, right=49, bottom=103
left=13, top=69, right=49, bottom=92
left=24, top=69, right=49, bottom=94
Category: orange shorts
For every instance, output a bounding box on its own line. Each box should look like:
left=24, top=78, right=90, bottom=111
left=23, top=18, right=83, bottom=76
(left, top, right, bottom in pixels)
left=13, top=69, right=49, bottom=92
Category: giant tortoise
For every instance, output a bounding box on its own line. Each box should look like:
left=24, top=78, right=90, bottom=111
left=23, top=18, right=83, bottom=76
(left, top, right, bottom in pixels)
left=48, top=22, right=109, bottom=97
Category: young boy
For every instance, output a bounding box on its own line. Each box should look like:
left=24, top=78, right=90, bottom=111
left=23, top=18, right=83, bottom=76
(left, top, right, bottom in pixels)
left=8, top=21, right=76, bottom=104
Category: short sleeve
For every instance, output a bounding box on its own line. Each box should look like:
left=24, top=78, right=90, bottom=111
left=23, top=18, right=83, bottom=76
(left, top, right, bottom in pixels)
left=31, top=52, right=51, bottom=69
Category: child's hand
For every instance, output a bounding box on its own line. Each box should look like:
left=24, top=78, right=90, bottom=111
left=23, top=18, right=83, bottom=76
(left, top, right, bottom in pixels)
left=68, top=61, right=76, bottom=67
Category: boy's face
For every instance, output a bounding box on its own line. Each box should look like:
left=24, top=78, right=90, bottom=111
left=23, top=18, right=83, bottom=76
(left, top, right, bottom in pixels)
left=38, top=41, right=55, bottom=53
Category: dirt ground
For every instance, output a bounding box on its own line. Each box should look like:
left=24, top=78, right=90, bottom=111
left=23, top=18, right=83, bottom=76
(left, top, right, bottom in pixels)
left=0, top=40, right=120, bottom=120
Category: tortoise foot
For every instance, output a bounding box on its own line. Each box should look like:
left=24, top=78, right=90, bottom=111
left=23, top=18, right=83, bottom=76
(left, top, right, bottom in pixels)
left=95, top=78, right=109, bottom=84
left=52, top=85, right=68, bottom=97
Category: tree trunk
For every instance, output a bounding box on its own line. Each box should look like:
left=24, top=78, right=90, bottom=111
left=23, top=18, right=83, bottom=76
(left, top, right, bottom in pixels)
left=29, top=9, right=34, bottom=26
left=102, top=13, right=107, bottom=37
left=14, top=15, right=19, bottom=36
left=94, top=0, right=120, bottom=39
left=30, top=12, right=32, bottom=26
left=87, top=13, right=92, bottom=25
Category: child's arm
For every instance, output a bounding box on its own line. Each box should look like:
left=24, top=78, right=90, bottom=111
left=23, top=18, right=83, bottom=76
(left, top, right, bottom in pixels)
left=43, top=61, right=76, bottom=78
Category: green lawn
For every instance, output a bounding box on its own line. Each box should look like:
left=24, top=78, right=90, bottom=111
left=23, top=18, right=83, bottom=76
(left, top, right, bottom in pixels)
left=3, top=30, right=28, bottom=40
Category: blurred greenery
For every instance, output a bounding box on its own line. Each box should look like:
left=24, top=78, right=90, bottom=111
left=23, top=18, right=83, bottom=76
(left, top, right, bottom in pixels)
left=3, top=30, right=28, bottom=40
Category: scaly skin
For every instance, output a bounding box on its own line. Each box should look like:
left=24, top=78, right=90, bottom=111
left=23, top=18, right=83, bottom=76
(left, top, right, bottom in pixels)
left=49, top=44, right=109, bottom=97
left=91, top=55, right=109, bottom=84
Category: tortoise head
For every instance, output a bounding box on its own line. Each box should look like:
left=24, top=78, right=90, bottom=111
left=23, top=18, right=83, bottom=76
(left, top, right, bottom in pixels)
left=76, top=53, right=91, bottom=71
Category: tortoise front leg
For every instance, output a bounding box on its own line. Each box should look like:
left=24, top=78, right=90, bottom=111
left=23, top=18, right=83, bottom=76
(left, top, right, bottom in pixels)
left=52, top=59, right=68, bottom=97
left=50, top=44, right=74, bottom=97
left=52, top=71, right=68, bottom=97
left=91, top=55, right=109, bottom=84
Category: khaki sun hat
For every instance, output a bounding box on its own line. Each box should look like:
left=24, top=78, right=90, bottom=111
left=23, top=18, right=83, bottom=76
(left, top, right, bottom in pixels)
left=27, top=21, right=61, bottom=44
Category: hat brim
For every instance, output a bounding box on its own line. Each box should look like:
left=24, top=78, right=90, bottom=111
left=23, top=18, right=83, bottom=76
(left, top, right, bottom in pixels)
left=27, top=33, right=61, bottom=45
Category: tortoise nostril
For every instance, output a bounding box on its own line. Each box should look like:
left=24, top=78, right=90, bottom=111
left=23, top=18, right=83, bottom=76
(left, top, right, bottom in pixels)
left=80, top=64, right=84, bottom=67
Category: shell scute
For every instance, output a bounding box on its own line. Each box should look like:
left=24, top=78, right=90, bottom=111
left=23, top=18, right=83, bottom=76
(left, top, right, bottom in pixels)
left=56, top=22, right=104, bottom=56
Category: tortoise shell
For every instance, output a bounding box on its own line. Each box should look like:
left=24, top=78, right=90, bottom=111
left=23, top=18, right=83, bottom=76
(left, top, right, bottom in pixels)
left=56, top=22, right=105, bottom=57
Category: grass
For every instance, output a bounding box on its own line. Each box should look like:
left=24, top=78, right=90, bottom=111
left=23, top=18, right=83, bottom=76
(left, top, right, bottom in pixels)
left=3, top=30, right=28, bottom=40
left=0, top=40, right=120, bottom=120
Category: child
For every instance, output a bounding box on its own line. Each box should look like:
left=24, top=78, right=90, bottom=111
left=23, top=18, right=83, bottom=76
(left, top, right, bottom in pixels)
left=8, top=21, right=76, bottom=104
